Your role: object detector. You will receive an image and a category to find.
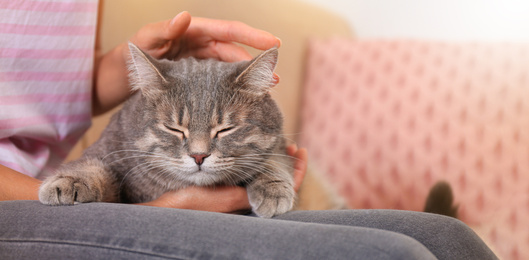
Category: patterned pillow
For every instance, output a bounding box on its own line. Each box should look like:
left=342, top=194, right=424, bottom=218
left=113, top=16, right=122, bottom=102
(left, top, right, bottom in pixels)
left=298, top=38, right=529, bottom=260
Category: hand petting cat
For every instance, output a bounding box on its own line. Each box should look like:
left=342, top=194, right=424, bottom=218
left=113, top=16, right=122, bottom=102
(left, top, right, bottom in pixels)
left=94, top=11, right=281, bottom=115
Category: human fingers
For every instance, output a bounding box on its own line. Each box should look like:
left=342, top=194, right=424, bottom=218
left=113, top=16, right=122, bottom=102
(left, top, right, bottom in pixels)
left=293, top=148, right=308, bottom=192
left=131, top=11, right=192, bottom=57
left=189, top=17, right=281, bottom=51
left=286, top=144, right=298, bottom=157
left=286, top=145, right=308, bottom=192
left=166, top=11, right=192, bottom=40
left=272, top=73, right=280, bottom=85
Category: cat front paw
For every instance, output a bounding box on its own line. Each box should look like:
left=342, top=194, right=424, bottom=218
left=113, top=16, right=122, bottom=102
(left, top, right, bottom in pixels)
left=248, top=182, right=295, bottom=218
left=39, top=175, right=102, bottom=206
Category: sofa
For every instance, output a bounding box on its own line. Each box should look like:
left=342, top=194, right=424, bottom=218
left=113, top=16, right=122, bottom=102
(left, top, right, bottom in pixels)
left=70, top=0, right=528, bottom=259
left=299, top=38, right=529, bottom=260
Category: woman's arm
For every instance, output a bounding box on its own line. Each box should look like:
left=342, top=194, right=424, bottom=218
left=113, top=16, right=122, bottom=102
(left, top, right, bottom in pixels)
left=0, top=165, right=41, bottom=201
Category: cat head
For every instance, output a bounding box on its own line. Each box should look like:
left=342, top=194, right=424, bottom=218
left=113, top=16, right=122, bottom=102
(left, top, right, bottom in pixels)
left=125, top=43, right=286, bottom=186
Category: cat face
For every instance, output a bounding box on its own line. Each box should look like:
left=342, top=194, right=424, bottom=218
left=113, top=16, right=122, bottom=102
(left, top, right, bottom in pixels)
left=126, top=43, right=284, bottom=186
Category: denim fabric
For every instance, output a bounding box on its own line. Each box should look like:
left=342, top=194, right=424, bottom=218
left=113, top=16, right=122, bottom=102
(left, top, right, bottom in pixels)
left=0, top=201, right=493, bottom=259
left=276, top=210, right=498, bottom=260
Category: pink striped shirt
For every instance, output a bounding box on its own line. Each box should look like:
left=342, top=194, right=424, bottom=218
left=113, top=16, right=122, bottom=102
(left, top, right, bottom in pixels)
left=0, top=0, right=98, bottom=179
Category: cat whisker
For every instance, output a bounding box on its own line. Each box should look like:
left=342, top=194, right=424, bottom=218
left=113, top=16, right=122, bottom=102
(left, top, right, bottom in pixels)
left=118, top=160, right=160, bottom=191
left=102, top=149, right=173, bottom=161
left=238, top=153, right=300, bottom=161
left=145, top=161, right=181, bottom=187
left=232, top=161, right=288, bottom=179
left=119, top=159, right=182, bottom=192
left=210, top=159, right=255, bottom=182
left=263, top=133, right=301, bottom=144
left=237, top=160, right=293, bottom=177
left=235, top=156, right=297, bottom=172
left=220, top=167, right=254, bottom=185
left=106, top=154, right=183, bottom=166
left=216, top=168, right=239, bottom=185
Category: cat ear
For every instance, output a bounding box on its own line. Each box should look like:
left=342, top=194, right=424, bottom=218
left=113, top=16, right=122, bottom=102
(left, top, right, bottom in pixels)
left=235, top=48, right=278, bottom=95
left=127, top=42, right=168, bottom=98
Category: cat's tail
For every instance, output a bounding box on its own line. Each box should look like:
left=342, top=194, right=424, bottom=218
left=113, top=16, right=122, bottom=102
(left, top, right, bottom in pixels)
left=423, top=181, right=459, bottom=218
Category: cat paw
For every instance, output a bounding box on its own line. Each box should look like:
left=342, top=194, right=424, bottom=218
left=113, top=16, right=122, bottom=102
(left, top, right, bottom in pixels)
left=39, top=176, right=102, bottom=206
left=248, top=183, right=295, bottom=218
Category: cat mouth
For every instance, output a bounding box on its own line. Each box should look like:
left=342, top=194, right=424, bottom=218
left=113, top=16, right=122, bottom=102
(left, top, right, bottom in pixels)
left=184, top=168, right=221, bottom=186
left=189, top=165, right=215, bottom=175
left=193, top=165, right=208, bottom=173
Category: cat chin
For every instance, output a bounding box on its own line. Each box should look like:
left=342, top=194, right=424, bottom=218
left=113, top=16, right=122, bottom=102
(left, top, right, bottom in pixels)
left=182, top=170, right=223, bottom=186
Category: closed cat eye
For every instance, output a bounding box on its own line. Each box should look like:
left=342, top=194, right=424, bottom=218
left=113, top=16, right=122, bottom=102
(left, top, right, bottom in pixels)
left=164, top=125, right=185, bottom=137
left=215, top=127, right=234, bottom=138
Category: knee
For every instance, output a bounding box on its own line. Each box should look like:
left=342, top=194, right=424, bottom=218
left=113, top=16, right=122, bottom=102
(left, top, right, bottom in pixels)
left=425, top=214, right=475, bottom=237
left=421, top=213, right=489, bottom=249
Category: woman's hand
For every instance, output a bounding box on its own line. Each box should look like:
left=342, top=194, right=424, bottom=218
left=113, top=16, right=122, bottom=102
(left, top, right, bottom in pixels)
left=137, top=185, right=252, bottom=214
left=0, top=164, right=42, bottom=201
left=131, top=11, right=281, bottom=62
left=140, top=145, right=308, bottom=214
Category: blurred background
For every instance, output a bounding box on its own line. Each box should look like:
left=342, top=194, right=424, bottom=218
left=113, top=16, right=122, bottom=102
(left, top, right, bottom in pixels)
left=302, top=0, right=529, bottom=41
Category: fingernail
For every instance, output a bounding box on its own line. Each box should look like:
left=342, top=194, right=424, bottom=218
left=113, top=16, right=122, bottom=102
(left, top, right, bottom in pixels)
left=274, top=37, right=282, bottom=48
left=170, top=11, right=186, bottom=26
left=272, top=73, right=280, bottom=85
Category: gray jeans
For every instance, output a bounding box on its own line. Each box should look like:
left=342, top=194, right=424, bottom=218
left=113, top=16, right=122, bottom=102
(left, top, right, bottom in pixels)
left=0, top=201, right=496, bottom=259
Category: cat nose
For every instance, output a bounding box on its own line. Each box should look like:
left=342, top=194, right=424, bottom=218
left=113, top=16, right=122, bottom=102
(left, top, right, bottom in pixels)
left=190, top=153, right=210, bottom=165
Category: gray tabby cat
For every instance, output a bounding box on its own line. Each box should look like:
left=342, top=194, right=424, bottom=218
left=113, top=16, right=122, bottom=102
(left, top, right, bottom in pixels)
left=38, top=43, right=295, bottom=218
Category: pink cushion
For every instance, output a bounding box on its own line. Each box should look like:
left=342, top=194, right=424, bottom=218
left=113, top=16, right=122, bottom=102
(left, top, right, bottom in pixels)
left=299, top=38, right=529, bottom=260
